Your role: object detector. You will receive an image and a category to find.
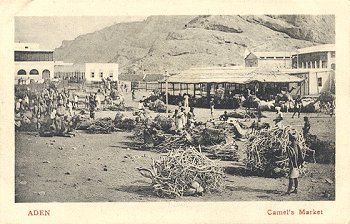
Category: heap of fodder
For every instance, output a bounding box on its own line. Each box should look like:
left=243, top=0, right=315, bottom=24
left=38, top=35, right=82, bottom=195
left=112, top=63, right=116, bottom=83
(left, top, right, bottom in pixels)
left=137, top=146, right=225, bottom=198
left=199, top=127, right=227, bottom=145
left=219, top=110, right=264, bottom=121
left=148, top=99, right=167, bottom=113
left=305, top=134, right=335, bottom=164
left=245, top=126, right=314, bottom=177
left=113, top=112, right=136, bottom=131
left=87, top=117, right=115, bottom=134
left=104, top=104, right=125, bottom=111
left=153, top=114, right=173, bottom=132
left=207, top=135, right=239, bottom=161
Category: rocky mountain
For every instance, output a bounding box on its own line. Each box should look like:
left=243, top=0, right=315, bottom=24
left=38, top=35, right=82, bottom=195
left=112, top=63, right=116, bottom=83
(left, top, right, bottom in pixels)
left=54, top=15, right=335, bottom=74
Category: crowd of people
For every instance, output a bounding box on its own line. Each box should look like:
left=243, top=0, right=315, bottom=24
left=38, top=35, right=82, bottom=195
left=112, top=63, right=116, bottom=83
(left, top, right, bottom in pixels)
left=14, top=85, right=80, bottom=136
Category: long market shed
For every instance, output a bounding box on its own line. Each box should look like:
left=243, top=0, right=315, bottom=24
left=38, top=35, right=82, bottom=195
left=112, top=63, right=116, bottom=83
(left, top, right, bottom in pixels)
left=160, top=67, right=304, bottom=99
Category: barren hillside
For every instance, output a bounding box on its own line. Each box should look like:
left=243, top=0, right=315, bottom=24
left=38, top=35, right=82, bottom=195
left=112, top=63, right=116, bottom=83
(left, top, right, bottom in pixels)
left=54, top=15, right=335, bottom=74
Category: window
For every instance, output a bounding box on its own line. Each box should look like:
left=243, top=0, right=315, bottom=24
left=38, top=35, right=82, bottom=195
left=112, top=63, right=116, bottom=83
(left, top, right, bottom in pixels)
left=322, top=61, right=327, bottom=68
left=100, top=72, right=103, bottom=78
left=17, top=69, right=26, bottom=75
left=91, top=72, right=95, bottom=78
left=109, top=72, right=113, bottom=78
left=331, top=64, right=335, bottom=70
left=317, top=77, right=322, bottom=87
left=331, top=52, right=335, bottom=58
left=29, top=69, right=39, bottom=75
left=42, top=69, right=50, bottom=79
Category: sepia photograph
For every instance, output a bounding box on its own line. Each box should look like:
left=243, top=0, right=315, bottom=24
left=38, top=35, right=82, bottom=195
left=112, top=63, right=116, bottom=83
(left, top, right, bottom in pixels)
left=13, top=15, right=336, bottom=203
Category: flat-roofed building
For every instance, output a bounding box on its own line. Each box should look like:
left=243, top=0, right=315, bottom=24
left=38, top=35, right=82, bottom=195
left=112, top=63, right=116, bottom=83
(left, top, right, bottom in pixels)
left=285, top=44, right=336, bottom=95
left=245, top=51, right=295, bottom=69
left=15, top=43, right=54, bottom=83
left=292, top=44, right=335, bottom=70
left=54, top=63, right=118, bottom=82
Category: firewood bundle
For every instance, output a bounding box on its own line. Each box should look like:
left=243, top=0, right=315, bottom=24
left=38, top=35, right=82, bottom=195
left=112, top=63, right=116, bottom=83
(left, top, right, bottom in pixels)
left=87, top=117, right=115, bottom=134
left=137, top=146, right=225, bottom=198
left=244, top=126, right=314, bottom=177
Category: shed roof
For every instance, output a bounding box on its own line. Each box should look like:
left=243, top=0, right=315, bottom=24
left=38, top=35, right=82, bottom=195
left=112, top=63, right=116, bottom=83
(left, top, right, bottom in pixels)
left=166, top=67, right=303, bottom=84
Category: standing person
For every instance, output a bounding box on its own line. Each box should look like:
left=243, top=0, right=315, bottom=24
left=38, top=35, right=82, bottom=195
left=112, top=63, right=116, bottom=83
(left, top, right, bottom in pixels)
left=285, top=132, right=304, bottom=195
left=85, top=96, right=89, bottom=109
left=95, top=93, right=101, bottom=111
left=124, top=83, right=128, bottom=93
left=89, top=93, right=96, bottom=119
left=209, top=98, right=215, bottom=119
left=292, top=95, right=302, bottom=118
left=177, top=93, right=183, bottom=108
left=172, top=109, right=179, bottom=131
left=138, top=100, right=145, bottom=111
left=24, top=94, right=29, bottom=109
left=187, top=107, right=196, bottom=128
left=302, top=116, right=311, bottom=137
left=273, top=107, right=283, bottom=128
left=74, top=94, right=79, bottom=109
left=177, top=109, right=184, bottom=131
left=15, top=99, right=21, bottom=113
left=180, top=108, right=187, bottom=129
left=67, top=100, right=73, bottom=116
left=183, top=94, right=189, bottom=110
left=132, top=89, right=136, bottom=101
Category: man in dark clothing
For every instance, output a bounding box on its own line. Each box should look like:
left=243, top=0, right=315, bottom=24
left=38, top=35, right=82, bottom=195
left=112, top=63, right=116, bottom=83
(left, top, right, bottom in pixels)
left=302, top=116, right=310, bottom=137
left=89, top=93, right=97, bottom=119
left=292, top=95, right=302, bottom=118
left=285, top=132, right=304, bottom=195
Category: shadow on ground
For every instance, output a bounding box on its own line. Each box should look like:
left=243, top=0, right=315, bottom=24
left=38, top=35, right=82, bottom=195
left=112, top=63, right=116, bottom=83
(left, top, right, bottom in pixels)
left=112, top=184, right=157, bottom=198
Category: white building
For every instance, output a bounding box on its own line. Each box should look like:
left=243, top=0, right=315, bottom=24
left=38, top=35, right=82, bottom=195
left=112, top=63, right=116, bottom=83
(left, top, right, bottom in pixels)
left=284, top=44, right=336, bottom=96
left=244, top=51, right=295, bottom=70
left=15, top=43, right=54, bottom=83
left=292, top=44, right=335, bottom=70
left=54, top=63, right=118, bottom=82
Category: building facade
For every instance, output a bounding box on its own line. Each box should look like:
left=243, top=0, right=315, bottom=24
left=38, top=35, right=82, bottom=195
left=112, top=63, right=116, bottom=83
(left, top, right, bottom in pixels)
left=286, top=44, right=336, bottom=95
left=292, top=44, right=335, bottom=70
left=54, top=63, right=118, bottom=82
left=245, top=51, right=294, bottom=70
left=282, top=69, right=335, bottom=96
left=15, top=43, right=54, bottom=83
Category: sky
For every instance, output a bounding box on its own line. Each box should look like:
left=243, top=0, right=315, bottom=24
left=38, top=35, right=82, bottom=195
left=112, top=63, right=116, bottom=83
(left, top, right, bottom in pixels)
left=15, top=16, right=147, bottom=49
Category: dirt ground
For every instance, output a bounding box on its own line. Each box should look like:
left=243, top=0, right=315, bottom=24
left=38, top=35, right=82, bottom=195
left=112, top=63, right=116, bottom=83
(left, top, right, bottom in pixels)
left=15, top=90, right=335, bottom=202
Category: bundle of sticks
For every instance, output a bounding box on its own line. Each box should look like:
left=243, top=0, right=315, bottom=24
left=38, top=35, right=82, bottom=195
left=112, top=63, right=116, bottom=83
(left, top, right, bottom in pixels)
left=137, top=146, right=226, bottom=198
left=245, top=126, right=315, bottom=177
left=86, top=117, right=115, bottom=134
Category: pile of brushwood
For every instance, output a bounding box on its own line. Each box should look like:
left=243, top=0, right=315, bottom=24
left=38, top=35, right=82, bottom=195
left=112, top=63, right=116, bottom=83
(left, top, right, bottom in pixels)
left=305, top=134, right=335, bottom=164
left=148, top=99, right=167, bottom=113
left=153, top=115, right=173, bottom=132
left=245, top=126, right=315, bottom=177
left=104, top=104, right=125, bottom=111
left=137, top=146, right=226, bottom=198
left=114, top=112, right=136, bottom=131
left=83, top=112, right=137, bottom=134
left=133, top=115, right=239, bottom=161
left=86, top=117, right=115, bottom=134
